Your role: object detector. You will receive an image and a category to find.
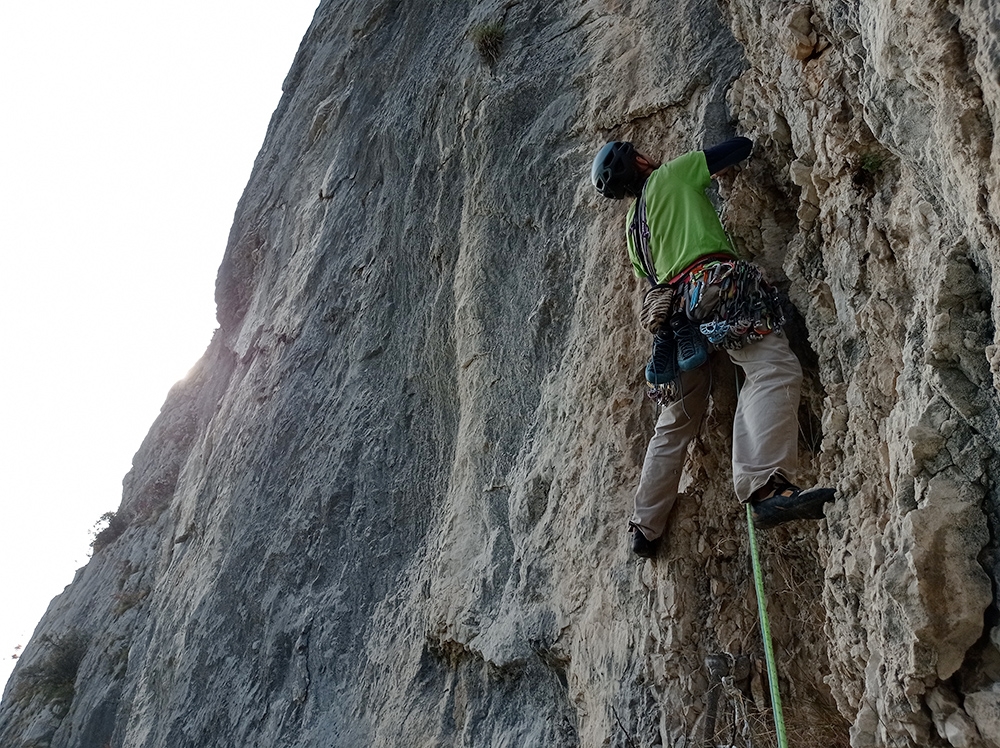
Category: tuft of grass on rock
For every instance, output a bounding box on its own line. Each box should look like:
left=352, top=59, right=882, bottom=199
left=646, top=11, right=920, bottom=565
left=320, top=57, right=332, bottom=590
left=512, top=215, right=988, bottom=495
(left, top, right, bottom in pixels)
left=470, top=20, right=505, bottom=63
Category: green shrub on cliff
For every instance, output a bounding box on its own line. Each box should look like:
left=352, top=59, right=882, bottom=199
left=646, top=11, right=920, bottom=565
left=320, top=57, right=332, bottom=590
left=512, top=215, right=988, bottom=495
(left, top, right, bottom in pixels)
left=13, top=631, right=89, bottom=706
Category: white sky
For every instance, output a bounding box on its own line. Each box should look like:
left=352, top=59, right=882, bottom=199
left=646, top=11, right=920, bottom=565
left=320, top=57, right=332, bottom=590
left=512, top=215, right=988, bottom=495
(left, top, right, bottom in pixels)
left=1, top=0, right=319, bottom=690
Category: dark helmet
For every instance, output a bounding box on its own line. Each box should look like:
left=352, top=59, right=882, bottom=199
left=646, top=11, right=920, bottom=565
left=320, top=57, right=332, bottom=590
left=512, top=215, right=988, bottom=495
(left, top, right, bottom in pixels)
left=591, top=141, right=644, bottom=199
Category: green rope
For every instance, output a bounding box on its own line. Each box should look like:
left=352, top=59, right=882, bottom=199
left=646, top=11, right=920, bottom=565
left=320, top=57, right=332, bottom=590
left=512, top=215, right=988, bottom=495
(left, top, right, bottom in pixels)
left=746, top=504, right=788, bottom=748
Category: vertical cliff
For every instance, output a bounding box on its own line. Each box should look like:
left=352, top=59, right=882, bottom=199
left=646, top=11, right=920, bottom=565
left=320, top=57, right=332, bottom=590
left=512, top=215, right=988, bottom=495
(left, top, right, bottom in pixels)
left=3, top=1, right=1000, bottom=746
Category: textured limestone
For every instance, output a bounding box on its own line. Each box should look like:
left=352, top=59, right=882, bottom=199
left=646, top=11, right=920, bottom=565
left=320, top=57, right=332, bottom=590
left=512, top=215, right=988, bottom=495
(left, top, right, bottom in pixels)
left=2, top=1, right=1000, bottom=747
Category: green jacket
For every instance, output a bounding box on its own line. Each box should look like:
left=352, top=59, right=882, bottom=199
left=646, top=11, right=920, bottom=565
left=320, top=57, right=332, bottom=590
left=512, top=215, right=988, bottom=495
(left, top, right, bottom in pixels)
left=625, top=150, right=737, bottom=283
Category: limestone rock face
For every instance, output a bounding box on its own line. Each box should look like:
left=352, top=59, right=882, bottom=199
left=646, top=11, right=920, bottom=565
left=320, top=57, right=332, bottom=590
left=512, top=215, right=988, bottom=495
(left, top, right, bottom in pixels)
left=3, top=1, right=1000, bottom=747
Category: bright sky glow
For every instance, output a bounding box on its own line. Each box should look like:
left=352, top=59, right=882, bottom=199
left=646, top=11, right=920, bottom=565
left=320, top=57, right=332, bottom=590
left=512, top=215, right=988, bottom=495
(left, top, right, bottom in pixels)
left=0, top=0, right=319, bottom=690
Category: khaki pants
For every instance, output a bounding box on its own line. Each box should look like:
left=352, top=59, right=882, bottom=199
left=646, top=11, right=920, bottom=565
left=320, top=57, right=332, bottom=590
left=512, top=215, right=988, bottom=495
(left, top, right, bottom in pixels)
left=631, top=332, right=802, bottom=541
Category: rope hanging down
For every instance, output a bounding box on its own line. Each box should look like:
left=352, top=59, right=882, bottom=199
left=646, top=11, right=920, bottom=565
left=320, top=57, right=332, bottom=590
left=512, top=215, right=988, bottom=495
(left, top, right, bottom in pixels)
left=746, top=505, right=789, bottom=748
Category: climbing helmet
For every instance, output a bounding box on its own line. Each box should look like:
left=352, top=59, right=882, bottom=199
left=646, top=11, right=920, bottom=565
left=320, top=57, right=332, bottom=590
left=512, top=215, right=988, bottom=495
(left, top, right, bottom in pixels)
left=591, top=141, right=643, bottom=199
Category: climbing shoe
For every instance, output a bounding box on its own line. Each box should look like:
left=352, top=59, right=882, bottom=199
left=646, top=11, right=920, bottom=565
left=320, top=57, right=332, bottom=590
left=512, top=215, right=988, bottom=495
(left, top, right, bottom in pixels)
left=629, top=523, right=662, bottom=558
left=645, top=331, right=678, bottom=386
left=751, top=484, right=836, bottom=530
left=670, top=314, right=709, bottom=371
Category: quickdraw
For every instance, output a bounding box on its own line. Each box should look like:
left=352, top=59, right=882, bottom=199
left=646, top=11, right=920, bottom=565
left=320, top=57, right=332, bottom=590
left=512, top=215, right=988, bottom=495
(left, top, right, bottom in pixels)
left=677, top=260, right=786, bottom=350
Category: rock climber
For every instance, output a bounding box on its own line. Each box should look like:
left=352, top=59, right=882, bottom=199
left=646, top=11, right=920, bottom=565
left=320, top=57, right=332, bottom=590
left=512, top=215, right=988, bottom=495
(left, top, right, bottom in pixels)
left=590, top=137, right=835, bottom=558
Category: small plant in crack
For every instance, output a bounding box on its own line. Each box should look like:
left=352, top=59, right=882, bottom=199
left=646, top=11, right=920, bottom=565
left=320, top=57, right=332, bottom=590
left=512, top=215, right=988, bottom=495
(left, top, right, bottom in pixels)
left=860, top=152, right=885, bottom=174
left=852, top=150, right=889, bottom=191
left=470, top=21, right=505, bottom=63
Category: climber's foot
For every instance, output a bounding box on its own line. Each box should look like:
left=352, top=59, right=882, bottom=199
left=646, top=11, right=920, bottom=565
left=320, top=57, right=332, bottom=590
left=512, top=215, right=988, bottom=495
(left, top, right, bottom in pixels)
left=751, top=482, right=836, bottom=530
left=629, top=523, right=662, bottom=558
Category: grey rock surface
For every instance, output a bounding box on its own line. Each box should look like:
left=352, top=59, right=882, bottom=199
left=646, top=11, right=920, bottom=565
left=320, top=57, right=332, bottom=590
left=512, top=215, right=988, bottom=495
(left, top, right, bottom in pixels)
left=3, top=1, right=1000, bottom=746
